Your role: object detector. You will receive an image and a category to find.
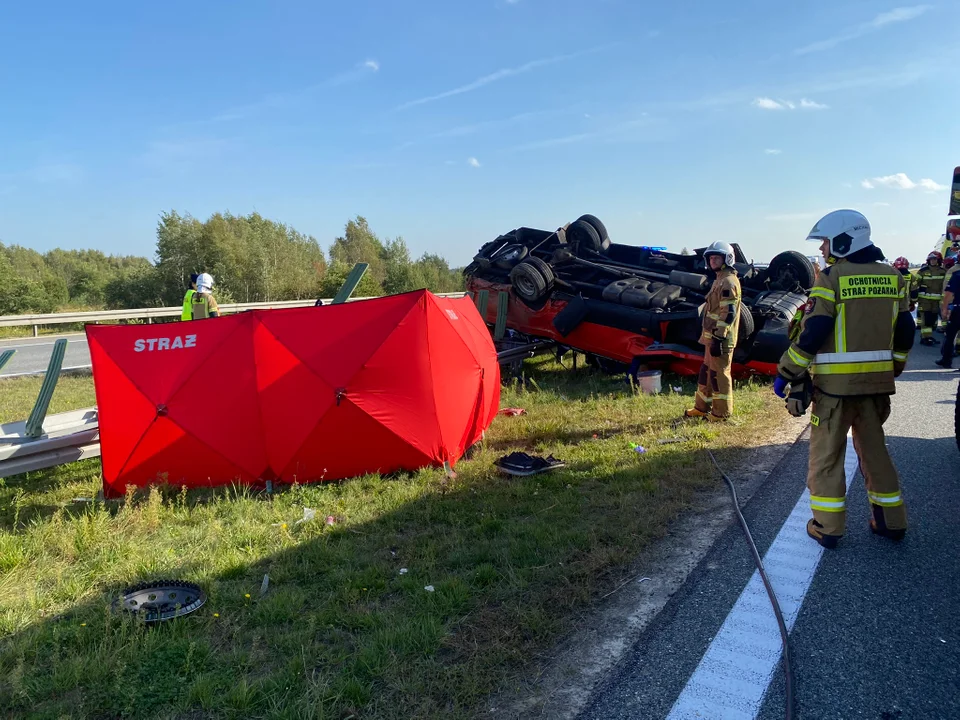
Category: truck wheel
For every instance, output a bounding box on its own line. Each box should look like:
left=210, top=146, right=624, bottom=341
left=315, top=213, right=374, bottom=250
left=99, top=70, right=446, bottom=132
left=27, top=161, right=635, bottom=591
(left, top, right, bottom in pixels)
left=576, top=214, right=610, bottom=243
left=491, top=243, right=528, bottom=270
left=768, top=251, right=816, bottom=291
left=510, top=257, right=555, bottom=303
left=568, top=220, right=610, bottom=257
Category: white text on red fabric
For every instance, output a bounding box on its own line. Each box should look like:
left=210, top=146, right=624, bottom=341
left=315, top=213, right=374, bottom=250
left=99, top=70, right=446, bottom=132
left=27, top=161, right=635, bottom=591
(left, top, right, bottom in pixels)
left=133, top=335, right=198, bottom=352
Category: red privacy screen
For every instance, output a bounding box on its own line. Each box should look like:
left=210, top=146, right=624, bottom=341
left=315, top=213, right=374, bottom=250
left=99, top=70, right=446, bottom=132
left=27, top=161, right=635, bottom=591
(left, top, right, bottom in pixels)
left=86, top=291, right=500, bottom=497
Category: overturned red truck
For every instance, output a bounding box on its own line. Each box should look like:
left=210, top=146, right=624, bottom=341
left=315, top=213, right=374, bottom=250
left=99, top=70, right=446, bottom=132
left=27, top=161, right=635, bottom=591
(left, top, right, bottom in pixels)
left=464, top=214, right=815, bottom=379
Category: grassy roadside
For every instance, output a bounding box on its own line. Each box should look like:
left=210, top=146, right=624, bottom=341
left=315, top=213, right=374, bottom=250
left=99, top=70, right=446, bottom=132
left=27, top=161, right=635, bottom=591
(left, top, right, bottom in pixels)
left=0, top=359, right=788, bottom=719
left=0, top=375, right=98, bottom=425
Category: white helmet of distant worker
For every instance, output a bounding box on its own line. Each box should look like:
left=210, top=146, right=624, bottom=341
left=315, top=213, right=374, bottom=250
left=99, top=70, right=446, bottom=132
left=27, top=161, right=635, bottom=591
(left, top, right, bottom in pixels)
left=805, top=209, right=872, bottom=263
left=196, top=272, right=215, bottom=294
left=703, top=240, right=735, bottom=268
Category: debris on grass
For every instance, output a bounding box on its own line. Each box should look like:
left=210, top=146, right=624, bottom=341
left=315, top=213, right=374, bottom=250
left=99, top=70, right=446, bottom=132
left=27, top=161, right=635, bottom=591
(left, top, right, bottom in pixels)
left=498, top=407, right=527, bottom=417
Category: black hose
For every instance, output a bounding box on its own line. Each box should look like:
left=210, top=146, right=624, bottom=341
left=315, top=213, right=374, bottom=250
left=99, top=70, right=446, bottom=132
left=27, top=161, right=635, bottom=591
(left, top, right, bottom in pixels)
left=707, top=449, right=795, bottom=720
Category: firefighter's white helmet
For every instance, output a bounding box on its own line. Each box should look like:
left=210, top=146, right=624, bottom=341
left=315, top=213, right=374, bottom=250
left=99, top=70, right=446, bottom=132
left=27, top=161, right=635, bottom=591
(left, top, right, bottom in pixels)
left=196, top=272, right=215, bottom=294
left=703, top=240, right=735, bottom=267
left=806, top=209, right=872, bottom=259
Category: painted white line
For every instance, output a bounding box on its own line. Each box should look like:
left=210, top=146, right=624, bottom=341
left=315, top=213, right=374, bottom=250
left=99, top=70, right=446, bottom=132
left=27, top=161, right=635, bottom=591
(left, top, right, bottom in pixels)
left=666, top=432, right=859, bottom=720
left=0, top=364, right=93, bottom=380
left=0, top=338, right=89, bottom=350
left=0, top=333, right=88, bottom=345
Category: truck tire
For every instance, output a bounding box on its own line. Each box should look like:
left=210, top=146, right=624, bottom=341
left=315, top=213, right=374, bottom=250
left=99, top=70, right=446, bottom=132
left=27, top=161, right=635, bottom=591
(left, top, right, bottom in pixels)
left=568, top=220, right=610, bottom=257
left=697, top=303, right=755, bottom=345
left=510, top=257, right=555, bottom=303
left=738, top=303, right=755, bottom=340
left=768, top=251, right=816, bottom=291
left=491, top=243, right=528, bottom=270
left=576, top=214, right=610, bottom=243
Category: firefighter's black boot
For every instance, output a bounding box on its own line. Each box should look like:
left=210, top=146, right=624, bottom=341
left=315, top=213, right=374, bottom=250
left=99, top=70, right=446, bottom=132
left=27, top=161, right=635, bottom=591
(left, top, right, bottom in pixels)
left=869, top=506, right=906, bottom=542
left=806, top=519, right=841, bottom=549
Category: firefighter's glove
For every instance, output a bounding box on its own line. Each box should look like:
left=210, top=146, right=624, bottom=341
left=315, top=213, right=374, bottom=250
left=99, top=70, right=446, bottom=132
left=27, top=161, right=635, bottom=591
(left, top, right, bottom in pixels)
left=894, top=360, right=905, bottom=378
left=785, top=381, right=811, bottom=418
left=773, top=376, right=789, bottom=399
left=710, top=336, right=723, bottom=358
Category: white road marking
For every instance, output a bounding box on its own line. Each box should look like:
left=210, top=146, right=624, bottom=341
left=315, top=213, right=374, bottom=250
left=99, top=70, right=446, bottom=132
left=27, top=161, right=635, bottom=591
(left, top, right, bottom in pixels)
left=0, top=338, right=89, bottom=350
left=0, top=364, right=93, bottom=379
left=666, top=432, right=859, bottom=720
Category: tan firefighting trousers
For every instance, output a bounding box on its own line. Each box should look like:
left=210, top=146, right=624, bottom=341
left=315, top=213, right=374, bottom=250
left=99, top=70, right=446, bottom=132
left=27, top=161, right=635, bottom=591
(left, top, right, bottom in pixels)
left=808, top=392, right=906, bottom=536
left=693, top=350, right=733, bottom=418
left=918, top=307, right=939, bottom=340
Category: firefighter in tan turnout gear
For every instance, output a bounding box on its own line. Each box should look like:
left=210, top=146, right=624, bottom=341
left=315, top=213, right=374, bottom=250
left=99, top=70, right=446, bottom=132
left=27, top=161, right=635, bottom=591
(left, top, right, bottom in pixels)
left=774, top=210, right=915, bottom=549
left=916, top=251, right=945, bottom=345
left=684, top=241, right=742, bottom=421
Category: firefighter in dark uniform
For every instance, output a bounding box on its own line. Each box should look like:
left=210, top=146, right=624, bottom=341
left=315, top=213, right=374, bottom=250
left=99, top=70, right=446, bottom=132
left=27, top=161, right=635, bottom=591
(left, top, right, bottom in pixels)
left=774, top=210, right=915, bottom=548
left=684, top=240, right=742, bottom=421
left=916, top=251, right=945, bottom=345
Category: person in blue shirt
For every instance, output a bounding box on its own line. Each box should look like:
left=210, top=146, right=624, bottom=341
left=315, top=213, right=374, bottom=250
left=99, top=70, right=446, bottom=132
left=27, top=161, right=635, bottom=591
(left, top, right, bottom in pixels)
left=935, top=268, right=960, bottom=368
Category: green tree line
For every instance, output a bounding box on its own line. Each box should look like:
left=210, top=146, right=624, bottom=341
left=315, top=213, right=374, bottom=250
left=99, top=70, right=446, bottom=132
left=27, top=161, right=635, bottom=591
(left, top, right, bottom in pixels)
left=0, top=212, right=464, bottom=315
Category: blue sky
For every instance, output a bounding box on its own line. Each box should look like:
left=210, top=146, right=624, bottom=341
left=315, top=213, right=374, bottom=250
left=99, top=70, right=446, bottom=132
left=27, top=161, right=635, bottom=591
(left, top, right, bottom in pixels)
left=0, top=0, right=955, bottom=266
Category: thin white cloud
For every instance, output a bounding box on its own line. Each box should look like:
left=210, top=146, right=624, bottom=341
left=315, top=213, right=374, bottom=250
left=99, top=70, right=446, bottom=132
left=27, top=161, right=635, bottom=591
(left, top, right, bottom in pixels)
left=183, top=61, right=380, bottom=125
left=764, top=148, right=782, bottom=155
left=752, top=96, right=827, bottom=111
left=795, top=5, right=931, bottom=55
left=468, top=157, right=481, bottom=168
left=753, top=97, right=787, bottom=110
left=395, top=46, right=609, bottom=111
left=861, top=172, right=946, bottom=191
left=873, top=202, right=891, bottom=206
left=506, top=117, right=657, bottom=152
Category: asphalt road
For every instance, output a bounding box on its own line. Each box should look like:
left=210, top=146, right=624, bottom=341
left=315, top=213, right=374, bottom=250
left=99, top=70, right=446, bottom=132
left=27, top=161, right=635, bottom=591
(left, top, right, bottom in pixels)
left=0, top=334, right=91, bottom=377
left=579, top=337, right=960, bottom=720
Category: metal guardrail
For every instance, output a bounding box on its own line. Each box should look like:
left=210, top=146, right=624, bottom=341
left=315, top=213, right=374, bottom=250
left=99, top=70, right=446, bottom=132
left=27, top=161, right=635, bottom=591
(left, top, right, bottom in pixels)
left=0, top=292, right=467, bottom=335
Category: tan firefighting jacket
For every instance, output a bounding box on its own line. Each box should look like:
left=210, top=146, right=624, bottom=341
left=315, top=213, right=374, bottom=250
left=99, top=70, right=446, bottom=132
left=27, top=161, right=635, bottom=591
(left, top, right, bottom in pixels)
left=916, top=264, right=945, bottom=311
left=700, top=267, right=741, bottom=349
left=777, top=259, right=910, bottom=396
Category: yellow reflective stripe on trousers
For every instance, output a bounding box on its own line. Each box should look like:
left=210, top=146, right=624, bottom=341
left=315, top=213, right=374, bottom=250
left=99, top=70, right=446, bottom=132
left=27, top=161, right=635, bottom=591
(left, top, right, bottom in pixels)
left=919, top=293, right=943, bottom=300
left=788, top=346, right=811, bottom=368
left=868, top=491, right=903, bottom=507
left=810, top=495, right=845, bottom=512
left=835, top=303, right=847, bottom=353
left=713, top=393, right=731, bottom=400
left=809, top=287, right=835, bottom=302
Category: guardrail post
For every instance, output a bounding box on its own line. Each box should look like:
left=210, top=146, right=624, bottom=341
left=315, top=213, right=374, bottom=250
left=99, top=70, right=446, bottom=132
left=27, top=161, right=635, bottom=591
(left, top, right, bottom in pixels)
left=33, top=325, right=38, bottom=338
left=476, top=289, right=490, bottom=320
left=332, top=263, right=369, bottom=304
left=494, top=292, right=509, bottom=341
left=0, top=349, right=15, bottom=373
left=25, top=339, right=67, bottom=438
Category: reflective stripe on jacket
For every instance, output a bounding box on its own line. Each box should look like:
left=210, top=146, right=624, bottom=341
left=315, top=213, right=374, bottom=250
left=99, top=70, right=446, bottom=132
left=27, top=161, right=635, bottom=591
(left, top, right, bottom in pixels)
left=777, top=260, right=909, bottom=395
left=700, top=267, right=742, bottom=349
